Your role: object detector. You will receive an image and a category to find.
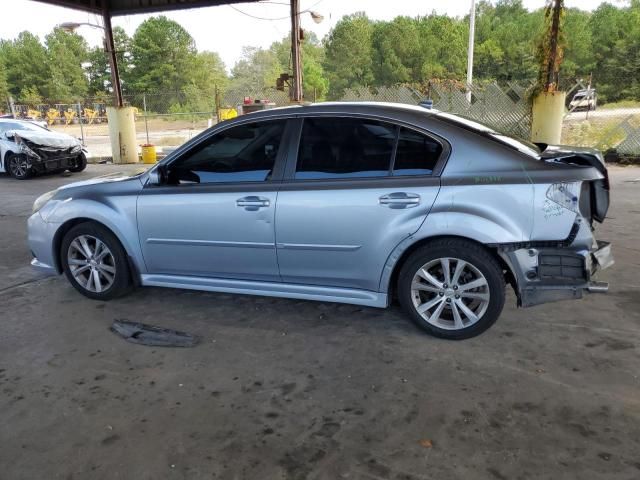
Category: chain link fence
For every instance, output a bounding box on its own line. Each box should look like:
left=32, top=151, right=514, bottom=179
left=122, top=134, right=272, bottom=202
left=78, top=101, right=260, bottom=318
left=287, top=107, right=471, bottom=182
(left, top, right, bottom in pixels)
left=339, top=80, right=640, bottom=159
left=5, top=80, right=639, bottom=160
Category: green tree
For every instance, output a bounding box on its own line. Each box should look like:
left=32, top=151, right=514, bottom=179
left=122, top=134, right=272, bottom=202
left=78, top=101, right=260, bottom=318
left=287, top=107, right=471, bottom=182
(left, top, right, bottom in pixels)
left=323, top=13, right=374, bottom=98
left=267, top=32, right=328, bottom=100
left=86, top=26, right=131, bottom=95
left=44, top=28, right=89, bottom=101
left=561, top=8, right=594, bottom=80
left=19, top=85, right=42, bottom=105
left=228, top=46, right=281, bottom=95
left=474, top=0, right=542, bottom=81
left=416, top=14, right=467, bottom=80
left=0, top=32, right=50, bottom=99
left=168, top=51, right=228, bottom=113
left=600, top=0, right=640, bottom=102
left=0, top=56, right=9, bottom=107
left=129, top=16, right=197, bottom=93
left=371, top=17, right=419, bottom=84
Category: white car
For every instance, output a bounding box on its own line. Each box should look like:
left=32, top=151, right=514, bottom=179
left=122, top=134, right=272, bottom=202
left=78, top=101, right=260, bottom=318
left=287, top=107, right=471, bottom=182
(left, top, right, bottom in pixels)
left=0, top=118, right=88, bottom=180
left=569, top=89, right=597, bottom=111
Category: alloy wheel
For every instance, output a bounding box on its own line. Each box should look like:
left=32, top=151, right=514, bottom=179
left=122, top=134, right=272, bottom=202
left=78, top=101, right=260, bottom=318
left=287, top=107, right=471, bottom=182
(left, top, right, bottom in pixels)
left=67, top=234, right=116, bottom=293
left=410, top=257, right=490, bottom=330
left=9, top=156, right=29, bottom=178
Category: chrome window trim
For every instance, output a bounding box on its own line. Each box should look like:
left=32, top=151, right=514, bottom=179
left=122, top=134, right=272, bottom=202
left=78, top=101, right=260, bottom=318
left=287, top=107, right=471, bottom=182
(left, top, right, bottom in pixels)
left=145, top=107, right=451, bottom=193
left=282, top=112, right=451, bottom=184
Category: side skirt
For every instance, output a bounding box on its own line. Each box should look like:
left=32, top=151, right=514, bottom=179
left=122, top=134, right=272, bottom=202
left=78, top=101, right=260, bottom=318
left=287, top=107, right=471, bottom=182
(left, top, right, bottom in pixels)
left=140, top=274, right=389, bottom=308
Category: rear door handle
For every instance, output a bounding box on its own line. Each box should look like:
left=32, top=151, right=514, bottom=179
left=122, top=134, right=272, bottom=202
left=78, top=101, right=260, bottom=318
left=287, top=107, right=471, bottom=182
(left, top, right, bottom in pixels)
left=379, top=192, right=421, bottom=209
left=236, top=196, right=270, bottom=210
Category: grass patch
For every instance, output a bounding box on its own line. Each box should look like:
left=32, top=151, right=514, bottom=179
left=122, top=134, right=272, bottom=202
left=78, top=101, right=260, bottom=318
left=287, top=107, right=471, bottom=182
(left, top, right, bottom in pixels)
left=600, top=100, right=640, bottom=110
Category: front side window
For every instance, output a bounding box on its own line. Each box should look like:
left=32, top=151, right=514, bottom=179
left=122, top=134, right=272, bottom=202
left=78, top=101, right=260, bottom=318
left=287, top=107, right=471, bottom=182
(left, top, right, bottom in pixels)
left=295, top=117, right=396, bottom=179
left=168, top=120, right=285, bottom=185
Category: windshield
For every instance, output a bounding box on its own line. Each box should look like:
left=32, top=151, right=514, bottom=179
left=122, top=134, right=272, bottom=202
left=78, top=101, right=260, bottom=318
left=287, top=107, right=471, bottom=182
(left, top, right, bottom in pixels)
left=1, top=121, right=47, bottom=132
left=435, top=111, right=541, bottom=158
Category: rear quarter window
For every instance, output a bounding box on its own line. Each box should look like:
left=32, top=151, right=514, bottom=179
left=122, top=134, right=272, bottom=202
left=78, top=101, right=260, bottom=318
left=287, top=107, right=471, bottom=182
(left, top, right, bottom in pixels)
left=393, top=127, right=442, bottom=176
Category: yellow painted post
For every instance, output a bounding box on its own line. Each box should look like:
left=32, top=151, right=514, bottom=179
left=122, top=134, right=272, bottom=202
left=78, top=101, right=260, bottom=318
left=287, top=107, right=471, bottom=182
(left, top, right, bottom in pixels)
left=531, top=91, right=566, bottom=145
left=106, top=106, right=138, bottom=164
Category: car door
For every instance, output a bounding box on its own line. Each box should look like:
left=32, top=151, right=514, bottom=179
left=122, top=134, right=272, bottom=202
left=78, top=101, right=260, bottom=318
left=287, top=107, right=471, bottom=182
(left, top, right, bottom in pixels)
left=137, top=118, right=291, bottom=282
left=275, top=115, right=446, bottom=292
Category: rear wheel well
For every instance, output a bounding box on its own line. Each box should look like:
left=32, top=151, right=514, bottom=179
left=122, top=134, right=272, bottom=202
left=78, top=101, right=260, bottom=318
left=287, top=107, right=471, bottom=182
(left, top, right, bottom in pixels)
left=387, top=235, right=515, bottom=301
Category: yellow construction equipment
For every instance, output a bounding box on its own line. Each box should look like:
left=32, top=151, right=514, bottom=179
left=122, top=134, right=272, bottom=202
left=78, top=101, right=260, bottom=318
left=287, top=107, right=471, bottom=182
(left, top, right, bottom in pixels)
left=218, top=108, right=238, bottom=121
left=83, top=108, right=99, bottom=125
left=63, top=109, right=76, bottom=125
left=46, top=109, right=60, bottom=125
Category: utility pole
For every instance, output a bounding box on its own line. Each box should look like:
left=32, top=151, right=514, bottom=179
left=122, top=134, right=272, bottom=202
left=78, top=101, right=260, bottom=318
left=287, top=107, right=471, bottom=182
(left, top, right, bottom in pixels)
left=102, top=6, right=124, bottom=108
left=544, top=0, right=563, bottom=91
left=466, top=0, right=476, bottom=103
left=290, top=0, right=303, bottom=102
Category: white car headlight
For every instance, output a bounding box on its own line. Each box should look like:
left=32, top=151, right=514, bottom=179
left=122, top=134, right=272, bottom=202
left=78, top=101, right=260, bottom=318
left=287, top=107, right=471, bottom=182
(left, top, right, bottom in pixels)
left=546, top=182, right=580, bottom=214
left=33, top=190, right=57, bottom=214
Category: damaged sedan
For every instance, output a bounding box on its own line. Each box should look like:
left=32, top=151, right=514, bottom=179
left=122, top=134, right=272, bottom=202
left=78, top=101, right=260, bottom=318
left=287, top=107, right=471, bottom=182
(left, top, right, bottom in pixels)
left=0, top=118, right=87, bottom=179
left=27, top=102, right=613, bottom=339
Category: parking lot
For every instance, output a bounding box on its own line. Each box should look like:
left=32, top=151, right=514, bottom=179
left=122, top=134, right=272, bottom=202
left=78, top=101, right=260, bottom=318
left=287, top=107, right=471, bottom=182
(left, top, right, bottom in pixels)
left=1, top=164, right=639, bottom=479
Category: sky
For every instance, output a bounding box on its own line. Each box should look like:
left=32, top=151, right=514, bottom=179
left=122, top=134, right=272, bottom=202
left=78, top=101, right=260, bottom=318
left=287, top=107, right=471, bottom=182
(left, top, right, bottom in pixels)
left=1, top=0, right=610, bottom=70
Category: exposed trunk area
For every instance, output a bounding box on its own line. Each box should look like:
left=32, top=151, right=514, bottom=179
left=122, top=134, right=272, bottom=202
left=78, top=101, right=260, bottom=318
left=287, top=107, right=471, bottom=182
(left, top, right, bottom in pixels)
left=539, top=144, right=610, bottom=223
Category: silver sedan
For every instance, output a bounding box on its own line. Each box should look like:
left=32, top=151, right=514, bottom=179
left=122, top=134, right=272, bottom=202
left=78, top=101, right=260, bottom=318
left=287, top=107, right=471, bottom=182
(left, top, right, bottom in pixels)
left=27, top=102, right=613, bottom=339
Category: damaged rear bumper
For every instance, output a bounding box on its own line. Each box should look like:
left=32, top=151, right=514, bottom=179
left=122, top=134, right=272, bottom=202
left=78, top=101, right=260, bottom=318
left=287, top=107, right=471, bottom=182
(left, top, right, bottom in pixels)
left=500, top=240, right=614, bottom=308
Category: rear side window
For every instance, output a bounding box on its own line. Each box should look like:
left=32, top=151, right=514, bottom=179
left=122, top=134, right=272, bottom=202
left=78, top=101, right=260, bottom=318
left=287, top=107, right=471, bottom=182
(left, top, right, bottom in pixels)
left=295, top=117, right=396, bottom=179
left=168, top=120, right=285, bottom=185
left=393, top=127, right=442, bottom=176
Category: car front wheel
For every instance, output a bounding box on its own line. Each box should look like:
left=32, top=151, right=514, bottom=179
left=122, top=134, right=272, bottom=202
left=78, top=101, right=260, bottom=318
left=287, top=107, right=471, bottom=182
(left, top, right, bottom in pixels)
left=398, top=239, right=505, bottom=339
left=68, top=153, right=87, bottom=173
left=7, top=153, right=33, bottom=180
left=61, top=222, right=133, bottom=300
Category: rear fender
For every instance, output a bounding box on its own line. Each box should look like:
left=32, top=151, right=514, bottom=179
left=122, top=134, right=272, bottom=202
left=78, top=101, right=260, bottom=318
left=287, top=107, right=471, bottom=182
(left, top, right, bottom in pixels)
left=378, top=184, right=534, bottom=293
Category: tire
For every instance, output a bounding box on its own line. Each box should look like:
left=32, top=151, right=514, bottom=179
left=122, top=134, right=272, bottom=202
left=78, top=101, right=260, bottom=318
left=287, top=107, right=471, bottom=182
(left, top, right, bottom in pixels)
left=7, top=153, right=33, bottom=180
left=68, top=153, right=87, bottom=173
left=60, top=222, right=133, bottom=300
left=397, top=238, right=505, bottom=340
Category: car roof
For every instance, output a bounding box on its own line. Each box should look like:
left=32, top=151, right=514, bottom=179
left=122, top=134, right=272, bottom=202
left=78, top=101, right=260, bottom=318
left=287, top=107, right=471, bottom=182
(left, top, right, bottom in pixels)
left=244, top=101, right=439, bottom=118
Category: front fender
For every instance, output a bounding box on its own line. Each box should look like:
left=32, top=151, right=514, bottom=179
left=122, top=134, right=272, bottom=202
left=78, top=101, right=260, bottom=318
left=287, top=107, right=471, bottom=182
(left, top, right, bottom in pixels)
left=45, top=196, right=146, bottom=275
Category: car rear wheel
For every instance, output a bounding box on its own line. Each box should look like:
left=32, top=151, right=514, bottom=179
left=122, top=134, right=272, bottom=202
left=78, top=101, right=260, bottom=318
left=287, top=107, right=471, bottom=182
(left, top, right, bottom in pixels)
left=61, top=222, right=133, bottom=300
left=68, top=153, right=87, bottom=173
left=7, top=153, right=33, bottom=180
left=398, top=239, right=505, bottom=339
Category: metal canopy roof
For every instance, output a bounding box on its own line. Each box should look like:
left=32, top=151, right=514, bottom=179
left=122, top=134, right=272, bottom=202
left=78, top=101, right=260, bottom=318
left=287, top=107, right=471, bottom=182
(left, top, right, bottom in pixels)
left=33, top=0, right=260, bottom=16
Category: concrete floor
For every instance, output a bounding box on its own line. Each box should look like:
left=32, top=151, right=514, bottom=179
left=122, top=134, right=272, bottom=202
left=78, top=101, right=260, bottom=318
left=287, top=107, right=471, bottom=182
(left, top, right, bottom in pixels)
left=0, top=165, right=639, bottom=480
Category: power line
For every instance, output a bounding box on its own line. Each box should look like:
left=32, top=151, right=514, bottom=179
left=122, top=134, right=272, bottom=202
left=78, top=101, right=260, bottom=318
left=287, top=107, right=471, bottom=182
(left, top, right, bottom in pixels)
left=229, top=0, right=324, bottom=21
left=229, top=5, right=290, bottom=21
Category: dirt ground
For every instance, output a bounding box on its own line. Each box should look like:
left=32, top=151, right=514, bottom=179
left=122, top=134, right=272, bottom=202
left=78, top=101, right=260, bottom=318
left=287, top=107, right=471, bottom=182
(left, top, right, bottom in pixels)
left=0, top=165, right=639, bottom=480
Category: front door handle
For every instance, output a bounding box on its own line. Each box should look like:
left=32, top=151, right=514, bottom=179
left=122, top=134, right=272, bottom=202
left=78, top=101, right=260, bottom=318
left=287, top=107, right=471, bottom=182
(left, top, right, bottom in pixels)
left=236, top=196, right=270, bottom=211
left=379, top=192, right=421, bottom=209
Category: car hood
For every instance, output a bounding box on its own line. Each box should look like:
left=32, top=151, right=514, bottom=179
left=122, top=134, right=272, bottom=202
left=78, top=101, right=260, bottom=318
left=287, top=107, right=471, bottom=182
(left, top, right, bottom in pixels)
left=10, top=129, right=80, bottom=149
left=57, top=169, right=148, bottom=191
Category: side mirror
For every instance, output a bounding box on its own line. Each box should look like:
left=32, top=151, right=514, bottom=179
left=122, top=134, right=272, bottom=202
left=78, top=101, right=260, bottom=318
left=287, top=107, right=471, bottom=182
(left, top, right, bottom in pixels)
left=147, top=165, right=166, bottom=186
